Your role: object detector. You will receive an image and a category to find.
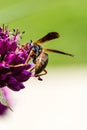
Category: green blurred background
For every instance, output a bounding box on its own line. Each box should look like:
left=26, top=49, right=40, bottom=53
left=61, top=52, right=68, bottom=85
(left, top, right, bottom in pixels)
left=0, top=0, right=87, bottom=67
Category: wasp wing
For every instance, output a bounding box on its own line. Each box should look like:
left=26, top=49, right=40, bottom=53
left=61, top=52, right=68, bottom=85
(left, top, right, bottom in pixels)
left=34, top=32, right=59, bottom=44
left=0, top=89, right=13, bottom=111
left=45, top=48, right=74, bottom=57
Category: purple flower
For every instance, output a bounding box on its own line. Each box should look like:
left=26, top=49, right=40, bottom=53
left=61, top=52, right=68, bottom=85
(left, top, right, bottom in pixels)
left=0, top=25, right=45, bottom=116
left=4, top=50, right=28, bottom=65
left=0, top=25, right=34, bottom=91
left=14, top=70, right=32, bottom=82
left=6, top=76, right=25, bottom=91
left=0, top=28, right=17, bottom=55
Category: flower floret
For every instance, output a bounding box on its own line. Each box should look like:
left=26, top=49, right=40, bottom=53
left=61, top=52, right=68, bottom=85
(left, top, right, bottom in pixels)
left=0, top=25, right=34, bottom=91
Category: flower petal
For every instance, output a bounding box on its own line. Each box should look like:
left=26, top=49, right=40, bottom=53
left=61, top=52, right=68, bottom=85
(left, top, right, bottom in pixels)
left=0, top=103, right=7, bottom=115
left=14, top=70, right=32, bottom=82
left=0, top=40, right=7, bottom=55
left=0, top=88, right=11, bottom=115
left=7, top=76, right=24, bottom=91
left=9, top=42, right=17, bottom=51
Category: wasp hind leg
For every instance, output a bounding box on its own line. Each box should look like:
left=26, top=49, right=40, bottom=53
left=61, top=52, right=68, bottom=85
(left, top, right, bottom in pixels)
left=35, top=69, right=47, bottom=77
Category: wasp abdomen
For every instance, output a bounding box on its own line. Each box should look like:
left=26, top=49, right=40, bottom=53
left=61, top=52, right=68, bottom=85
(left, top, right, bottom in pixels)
left=35, top=52, right=48, bottom=75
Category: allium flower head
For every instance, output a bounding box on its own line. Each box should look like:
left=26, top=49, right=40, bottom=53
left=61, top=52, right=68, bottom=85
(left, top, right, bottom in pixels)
left=0, top=25, right=33, bottom=91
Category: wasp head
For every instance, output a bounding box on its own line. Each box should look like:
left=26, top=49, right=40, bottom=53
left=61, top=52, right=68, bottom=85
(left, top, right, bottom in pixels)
left=30, top=44, right=43, bottom=61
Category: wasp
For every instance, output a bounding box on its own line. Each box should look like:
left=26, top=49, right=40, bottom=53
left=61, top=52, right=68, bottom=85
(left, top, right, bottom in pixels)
left=22, top=32, right=74, bottom=78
